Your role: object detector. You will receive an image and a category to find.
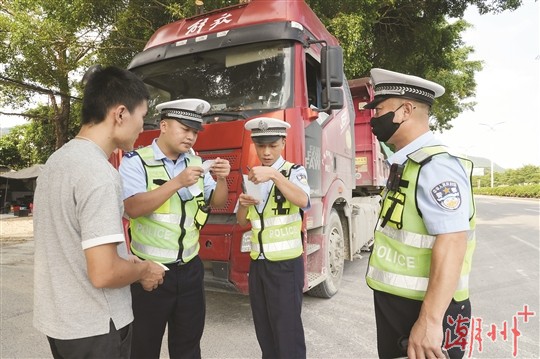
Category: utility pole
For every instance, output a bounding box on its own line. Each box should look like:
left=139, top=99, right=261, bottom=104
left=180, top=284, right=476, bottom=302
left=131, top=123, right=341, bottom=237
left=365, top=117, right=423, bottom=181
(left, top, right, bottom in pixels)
left=479, top=122, right=505, bottom=188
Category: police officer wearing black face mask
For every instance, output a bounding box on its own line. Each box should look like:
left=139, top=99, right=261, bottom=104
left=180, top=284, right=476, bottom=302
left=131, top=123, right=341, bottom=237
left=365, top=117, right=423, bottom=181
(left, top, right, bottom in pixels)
left=363, top=69, right=477, bottom=359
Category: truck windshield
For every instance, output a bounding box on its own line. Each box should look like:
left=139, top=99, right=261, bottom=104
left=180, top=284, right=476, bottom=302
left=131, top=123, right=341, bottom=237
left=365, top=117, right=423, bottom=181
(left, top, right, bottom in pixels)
left=132, top=41, right=294, bottom=125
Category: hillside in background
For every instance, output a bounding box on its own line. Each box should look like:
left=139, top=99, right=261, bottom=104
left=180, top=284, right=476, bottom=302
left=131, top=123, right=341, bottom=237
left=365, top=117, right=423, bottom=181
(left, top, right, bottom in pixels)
left=467, top=155, right=505, bottom=173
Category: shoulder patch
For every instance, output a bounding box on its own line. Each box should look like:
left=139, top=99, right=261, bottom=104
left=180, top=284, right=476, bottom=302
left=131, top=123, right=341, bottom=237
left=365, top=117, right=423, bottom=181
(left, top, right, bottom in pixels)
left=430, top=181, right=461, bottom=210
left=296, top=173, right=308, bottom=185
left=123, top=151, right=137, bottom=158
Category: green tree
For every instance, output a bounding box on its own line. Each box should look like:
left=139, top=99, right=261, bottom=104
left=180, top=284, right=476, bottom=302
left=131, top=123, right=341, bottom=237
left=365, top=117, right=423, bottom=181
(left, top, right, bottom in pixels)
left=0, top=104, right=79, bottom=168
left=0, top=125, right=32, bottom=169
left=0, top=0, right=119, bottom=150
left=305, top=0, right=514, bottom=131
left=500, top=165, right=540, bottom=185
left=473, top=165, right=540, bottom=187
left=0, top=0, right=525, bottom=169
left=97, top=0, right=520, bottom=132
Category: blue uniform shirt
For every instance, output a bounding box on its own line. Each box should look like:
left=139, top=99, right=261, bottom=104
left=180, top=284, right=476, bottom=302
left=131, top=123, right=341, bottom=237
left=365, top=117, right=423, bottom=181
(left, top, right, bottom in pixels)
left=387, top=132, right=472, bottom=235
left=234, top=156, right=311, bottom=213
left=254, top=156, right=311, bottom=213
left=119, top=139, right=216, bottom=202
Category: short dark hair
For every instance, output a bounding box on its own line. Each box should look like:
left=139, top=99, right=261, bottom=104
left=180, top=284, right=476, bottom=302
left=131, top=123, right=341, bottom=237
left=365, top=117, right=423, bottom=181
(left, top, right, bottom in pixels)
left=81, top=66, right=149, bottom=125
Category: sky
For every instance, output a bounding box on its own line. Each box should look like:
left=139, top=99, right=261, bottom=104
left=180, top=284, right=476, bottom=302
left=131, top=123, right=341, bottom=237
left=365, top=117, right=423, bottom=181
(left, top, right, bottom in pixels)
left=434, top=0, right=540, bottom=169
left=1, top=1, right=539, bottom=170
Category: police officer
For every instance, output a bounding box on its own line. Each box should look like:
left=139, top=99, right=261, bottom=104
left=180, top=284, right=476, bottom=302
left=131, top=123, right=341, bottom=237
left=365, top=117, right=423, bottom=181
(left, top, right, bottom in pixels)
left=237, top=117, right=310, bottom=359
left=119, top=99, right=231, bottom=359
left=364, top=69, right=476, bottom=359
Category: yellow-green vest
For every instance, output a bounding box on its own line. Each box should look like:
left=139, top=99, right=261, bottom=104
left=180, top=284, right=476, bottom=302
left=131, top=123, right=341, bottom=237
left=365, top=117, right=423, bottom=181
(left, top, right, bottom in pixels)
left=366, top=145, right=476, bottom=301
left=129, top=146, right=209, bottom=263
left=247, top=161, right=303, bottom=261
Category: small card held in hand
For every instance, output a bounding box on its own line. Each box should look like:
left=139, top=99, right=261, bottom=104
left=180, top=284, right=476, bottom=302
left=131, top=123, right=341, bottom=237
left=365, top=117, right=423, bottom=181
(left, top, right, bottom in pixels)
left=242, top=174, right=263, bottom=201
left=201, top=160, right=215, bottom=174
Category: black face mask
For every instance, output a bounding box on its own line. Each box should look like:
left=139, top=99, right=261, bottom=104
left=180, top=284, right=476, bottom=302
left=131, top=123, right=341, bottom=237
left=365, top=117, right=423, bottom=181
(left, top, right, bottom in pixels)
left=369, top=104, right=404, bottom=142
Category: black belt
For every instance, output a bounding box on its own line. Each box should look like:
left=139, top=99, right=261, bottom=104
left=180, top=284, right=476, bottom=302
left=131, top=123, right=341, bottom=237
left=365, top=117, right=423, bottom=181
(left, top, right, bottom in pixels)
left=136, top=255, right=190, bottom=267
left=165, top=260, right=187, bottom=267
left=164, top=256, right=196, bottom=267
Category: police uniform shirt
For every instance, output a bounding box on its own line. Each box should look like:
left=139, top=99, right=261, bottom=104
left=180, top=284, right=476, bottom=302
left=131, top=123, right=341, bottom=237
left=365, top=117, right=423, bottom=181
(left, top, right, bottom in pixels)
left=119, top=139, right=216, bottom=202
left=387, top=131, right=472, bottom=235
left=254, top=156, right=311, bottom=213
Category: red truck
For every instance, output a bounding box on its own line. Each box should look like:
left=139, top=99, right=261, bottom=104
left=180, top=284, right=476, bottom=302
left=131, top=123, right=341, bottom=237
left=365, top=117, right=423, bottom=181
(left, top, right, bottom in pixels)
left=113, top=0, right=388, bottom=298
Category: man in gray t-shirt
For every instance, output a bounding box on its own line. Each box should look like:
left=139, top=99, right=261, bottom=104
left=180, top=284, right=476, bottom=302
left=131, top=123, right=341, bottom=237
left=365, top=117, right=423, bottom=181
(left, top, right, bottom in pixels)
left=33, top=66, right=165, bottom=359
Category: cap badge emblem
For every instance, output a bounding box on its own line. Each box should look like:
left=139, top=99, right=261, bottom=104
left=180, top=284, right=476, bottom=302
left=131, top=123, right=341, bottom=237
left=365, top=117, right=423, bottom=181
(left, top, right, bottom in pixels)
left=258, top=120, right=269, bottom=131
left=195, top=103, right=205, bottom=114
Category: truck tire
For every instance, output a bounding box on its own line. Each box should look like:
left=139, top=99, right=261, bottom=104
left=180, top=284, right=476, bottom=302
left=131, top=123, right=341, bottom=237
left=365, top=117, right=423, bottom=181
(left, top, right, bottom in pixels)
left=307, top=209, right=345, bottom=298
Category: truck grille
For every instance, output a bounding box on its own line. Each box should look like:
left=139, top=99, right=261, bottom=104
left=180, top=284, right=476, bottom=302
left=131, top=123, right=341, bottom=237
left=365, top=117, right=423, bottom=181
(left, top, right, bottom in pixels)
left=200, top=149, right=242, bottom=214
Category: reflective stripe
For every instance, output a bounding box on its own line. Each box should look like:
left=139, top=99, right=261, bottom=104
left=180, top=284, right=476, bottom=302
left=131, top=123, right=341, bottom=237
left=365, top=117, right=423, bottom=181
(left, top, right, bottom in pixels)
left=367, top=265, right=469, bottom=292
left=378, top=224, right=475, bottom=249
left=131, top=241, right=177, bottom=260
left=148, top=213, right=194, bottom=227
left=145, top=158, right=164, bottom=166
left=377, top=224, right=435, bottom=248
left=181, top=242, right=198, bottom=260
left=252, top=238, right=302, bottom=253
left=408, top=145, right=464, bottom=164
left=131, top=240, right=198, bottom=261
left=250, top=213, right=302, bottom=230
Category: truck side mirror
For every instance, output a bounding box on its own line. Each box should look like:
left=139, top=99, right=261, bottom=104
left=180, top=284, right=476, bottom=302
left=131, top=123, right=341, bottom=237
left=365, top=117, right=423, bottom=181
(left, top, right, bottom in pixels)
left=321, top=46, right=343, bottom=87
left=320, top=45, right=344, bottom=111
left=322, top=88, right=344, bottom=110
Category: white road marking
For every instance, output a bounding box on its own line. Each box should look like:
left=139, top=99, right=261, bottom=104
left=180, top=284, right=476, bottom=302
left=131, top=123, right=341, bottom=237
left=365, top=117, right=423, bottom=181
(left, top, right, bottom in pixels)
left=511, top=235, right=539, bottom=251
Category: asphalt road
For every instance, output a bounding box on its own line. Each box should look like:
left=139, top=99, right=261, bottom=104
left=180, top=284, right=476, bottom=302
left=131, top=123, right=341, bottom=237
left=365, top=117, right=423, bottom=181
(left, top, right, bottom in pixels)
left=1, top=195, right=538, bottom=358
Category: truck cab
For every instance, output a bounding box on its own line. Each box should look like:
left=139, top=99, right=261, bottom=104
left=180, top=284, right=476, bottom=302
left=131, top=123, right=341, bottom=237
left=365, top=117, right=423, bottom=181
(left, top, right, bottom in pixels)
left=122, top=0, right=387, bottom=297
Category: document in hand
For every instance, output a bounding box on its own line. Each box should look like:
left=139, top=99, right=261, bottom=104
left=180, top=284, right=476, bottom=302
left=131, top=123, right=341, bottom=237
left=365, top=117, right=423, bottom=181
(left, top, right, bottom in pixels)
left=242, top=174, right=263, bottom=201
left=201, top=160, right=215, bottom=174
left=187, top=161, right=215, bottom=197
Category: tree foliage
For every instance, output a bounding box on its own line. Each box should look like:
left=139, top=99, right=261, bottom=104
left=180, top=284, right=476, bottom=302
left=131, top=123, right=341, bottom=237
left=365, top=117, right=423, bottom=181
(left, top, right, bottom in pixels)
left=473, top=165, right=540, bottom=188
left=0, top=0, right=118, bottom=149
left=0, top=126, right=28, bottom=169
left=306, top=0, right=490, bottom=131
left=499, top=165, right=540, bottom=185
left=0, top=0, right=524, bottom=168
left=98, top=0, right=519, bottom=131
left=0, top=105, right=80, bottom=169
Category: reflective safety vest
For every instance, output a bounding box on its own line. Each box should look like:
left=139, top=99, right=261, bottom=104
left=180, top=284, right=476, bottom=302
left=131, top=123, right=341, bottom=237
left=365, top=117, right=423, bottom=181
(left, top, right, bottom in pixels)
left=129, top=146, right=209, bottom=263
left=366, top=145, right=476, bottom=301
left=247, top=161, right=303, bottom=261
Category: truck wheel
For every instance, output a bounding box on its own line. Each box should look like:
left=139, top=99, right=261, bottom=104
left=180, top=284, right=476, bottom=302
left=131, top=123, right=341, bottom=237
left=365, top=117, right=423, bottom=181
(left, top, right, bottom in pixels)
left=308, top=209, right=345, bottom=298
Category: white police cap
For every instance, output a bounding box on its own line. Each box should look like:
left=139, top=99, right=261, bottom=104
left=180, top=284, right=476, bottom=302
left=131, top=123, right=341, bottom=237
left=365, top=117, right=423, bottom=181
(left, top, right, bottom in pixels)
left=364, top=68, right=445, bottom=109
left=156, top=98, right=211, bottom=131
left=245, top=117, right=290, bottom=143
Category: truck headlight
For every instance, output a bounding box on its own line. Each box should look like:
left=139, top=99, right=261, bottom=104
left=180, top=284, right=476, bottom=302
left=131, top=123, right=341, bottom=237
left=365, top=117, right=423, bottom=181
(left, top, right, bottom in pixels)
left=240, top=231, right=252, bottom=253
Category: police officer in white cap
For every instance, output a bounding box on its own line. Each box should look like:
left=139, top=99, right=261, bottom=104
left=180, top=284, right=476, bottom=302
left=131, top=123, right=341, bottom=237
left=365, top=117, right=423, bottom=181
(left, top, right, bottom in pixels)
left=119, top=98, right=231, bottom=358
left=364, top=69, right=476, bottom=359
left=237, top=117, right=310, bottom=359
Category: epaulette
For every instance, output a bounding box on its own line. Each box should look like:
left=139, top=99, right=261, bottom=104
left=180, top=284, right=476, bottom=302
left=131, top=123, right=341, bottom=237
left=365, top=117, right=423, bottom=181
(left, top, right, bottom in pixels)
left=123, top=151, right=138, bottom=158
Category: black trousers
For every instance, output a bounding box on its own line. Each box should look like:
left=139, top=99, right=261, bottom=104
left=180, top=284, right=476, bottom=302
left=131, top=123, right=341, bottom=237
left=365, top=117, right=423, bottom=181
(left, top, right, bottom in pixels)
left=47, top=319, right=132, bottom=359
left=130, top=256, right=205, bottom=359
left=249, top=256, right=306, bottom=359
left=374, top=290, right=471, bottom=359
